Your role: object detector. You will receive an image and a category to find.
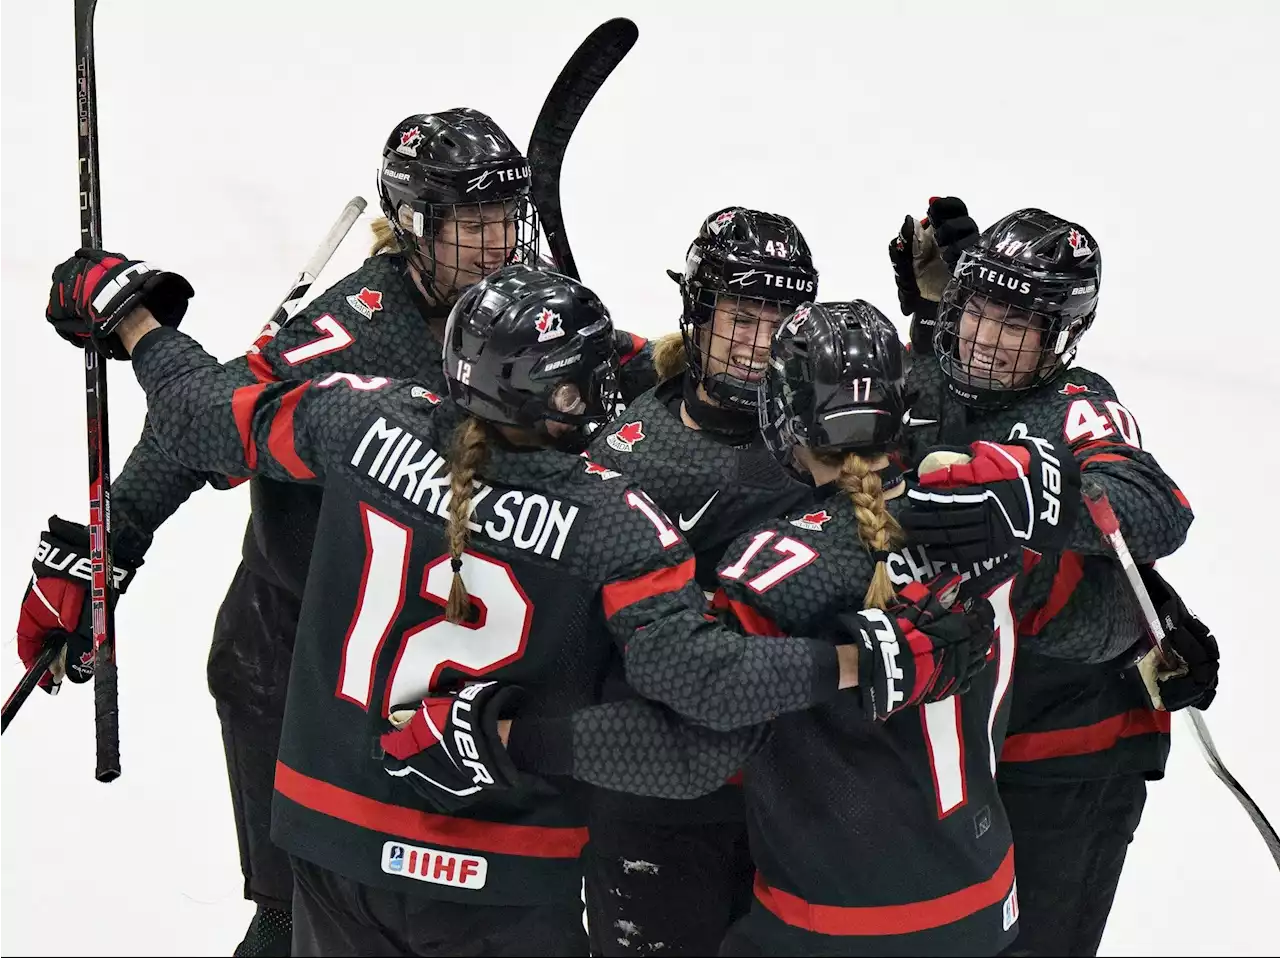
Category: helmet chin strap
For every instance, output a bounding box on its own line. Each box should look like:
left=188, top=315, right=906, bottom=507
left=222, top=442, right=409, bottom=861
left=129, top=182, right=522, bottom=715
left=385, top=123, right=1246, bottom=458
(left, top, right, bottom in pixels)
left=681, top=370, right=756, bottom=442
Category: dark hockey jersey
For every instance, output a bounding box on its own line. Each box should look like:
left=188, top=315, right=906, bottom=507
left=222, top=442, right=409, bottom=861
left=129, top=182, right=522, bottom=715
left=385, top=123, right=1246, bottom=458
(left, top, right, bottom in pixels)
left=587, top=375, right=817, bottom=823
left=715, top=491, right=1020, bottom=956
left=128, top=326, right=835, bottom=906
left=903, top=357, right=1193, bottom=781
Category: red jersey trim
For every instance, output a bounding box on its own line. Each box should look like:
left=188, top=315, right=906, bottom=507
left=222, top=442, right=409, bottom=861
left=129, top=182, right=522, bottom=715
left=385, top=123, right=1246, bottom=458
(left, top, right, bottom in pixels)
left=274, top=761, right=588, bottom=859
left=231, top=382, right=270, bottom=472
left=1018, top=550, right=1084, bottom=636
left=602, top=557, right=696, bottom=619
left=267, top=383, right=317, bottom=480
left=754, top=846, right=1015, bottom=936
left=1001, top=707, right=1171, bottom=763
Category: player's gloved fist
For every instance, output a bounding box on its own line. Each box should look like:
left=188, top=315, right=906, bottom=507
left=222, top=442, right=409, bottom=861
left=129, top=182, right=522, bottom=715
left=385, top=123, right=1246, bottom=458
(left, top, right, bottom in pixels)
left=47, top=248, right=194, bottom=359
left=15, top=516, right=142, bottom=692
left=380, top=681, right=523, bottom=814
left=903, top=436, right=1082, bottom=562
left=888, top=197, right=980, bottom=354
left=1136, top=565, right=1219, bottom=712
left=838, top=571, right=995, bottom=722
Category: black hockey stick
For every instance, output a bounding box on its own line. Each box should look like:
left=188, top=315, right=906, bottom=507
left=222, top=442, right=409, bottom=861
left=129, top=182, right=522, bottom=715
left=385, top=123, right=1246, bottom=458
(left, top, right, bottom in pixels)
left=74, top=0, right=120, bottom=782
left=1, top=633, right=70, bottom=734
left=527, top=18, right=638, bottom=281
left=1082, top=478, right=1280, bottom=870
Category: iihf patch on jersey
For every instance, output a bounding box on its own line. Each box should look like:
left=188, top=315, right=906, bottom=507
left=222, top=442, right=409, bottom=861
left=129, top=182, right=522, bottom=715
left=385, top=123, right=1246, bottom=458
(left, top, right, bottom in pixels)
left=346, top=287, right=384, bottom=319
left=790, top=509, right=832, bottom=531
left=583, top=460, right=621, bottom=480
left=381, top=841, right=487, bottom=889
left=1060, top=382, right=1089, bottom=396
left=410, top=386, right=442, bottom=404
left=535, top=307, right=564, bottom=342
left=606, top=420, right=646, bottom=453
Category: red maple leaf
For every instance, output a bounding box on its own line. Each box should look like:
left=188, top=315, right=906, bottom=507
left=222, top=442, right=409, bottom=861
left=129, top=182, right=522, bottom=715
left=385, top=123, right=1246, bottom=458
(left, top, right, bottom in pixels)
left=356, top=287, right=383, bottom=312
left=800, top=510, right=831, bottom=526
left=1060, top=382, right=1089, bottom=396
left=584, top=462, right=615, bottom=476
left=616, top=421, right=645, bottom=446
left=400, top=126, right=420, bottom=146
left=535, top=308, right=556, bottom=333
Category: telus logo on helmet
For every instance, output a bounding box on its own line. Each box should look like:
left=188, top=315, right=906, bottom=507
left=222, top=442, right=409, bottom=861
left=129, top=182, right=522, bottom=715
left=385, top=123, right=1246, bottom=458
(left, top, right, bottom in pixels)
left=465, top=165, right=531, bottom=194
left=975, top=265, right=1032, bottom=296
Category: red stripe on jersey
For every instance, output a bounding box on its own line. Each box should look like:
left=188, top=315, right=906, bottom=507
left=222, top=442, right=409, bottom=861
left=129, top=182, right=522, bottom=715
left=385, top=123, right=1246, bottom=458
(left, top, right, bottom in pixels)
left=247, top=350, right=277, bottom=383
left=225, top=475, right=250, bottom=488
left=618, top=332, right=647, bottom=364
left=231, top=382, right=270, bottom=471
left=726, top=598, right=787, bottom=638
left=1018, top=550, right=1084, bottom=636
left=1081, top=453, right=1130, bottom=466
left=602, top=557, right=695, bottom=619
left=267, top=383, right=316, bottom=480
left=1173, top=488, right=1191, bottom=509
left=274, top=761, right=588, bottom=859
left=754, top=846, right=1015, bottom=935
left=1000, top=707, right=1171, bottom=763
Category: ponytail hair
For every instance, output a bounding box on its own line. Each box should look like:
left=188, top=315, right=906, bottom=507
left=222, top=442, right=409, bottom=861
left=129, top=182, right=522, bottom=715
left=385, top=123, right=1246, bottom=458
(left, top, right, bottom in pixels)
left=651, top=331, right=688, bottom=381
left=370, top=215, right=403, bottom=256
left=445, top=417, right=491, bottom=624
left=826, top=453, right=905, bottom=610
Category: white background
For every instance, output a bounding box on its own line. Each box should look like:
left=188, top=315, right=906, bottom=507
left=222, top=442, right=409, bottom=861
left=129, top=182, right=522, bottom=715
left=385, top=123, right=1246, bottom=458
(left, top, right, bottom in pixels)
left=3, top=1, right=1278, bottom=954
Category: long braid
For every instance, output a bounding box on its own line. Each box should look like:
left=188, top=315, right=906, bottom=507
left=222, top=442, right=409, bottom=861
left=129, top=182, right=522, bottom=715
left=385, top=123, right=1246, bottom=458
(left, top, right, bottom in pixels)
left=369, top=216, right=402, bottom=256
left=651, top=331, right=688, bottom=381
left=445, top=417, right=490, bottom=624
left=830, top=453, right=905, bottom=610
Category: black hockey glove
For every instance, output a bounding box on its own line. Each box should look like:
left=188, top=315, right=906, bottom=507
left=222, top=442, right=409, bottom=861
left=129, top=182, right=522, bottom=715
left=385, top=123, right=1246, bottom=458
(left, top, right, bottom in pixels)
left=835, top=571, right=995, bottom=722
left=14, top=516, right=143, bottom=692
left=380, top=681, right=523, bottom=814
left=902, top=437, right=1082, bottom=563
left=47, top=248, right=194, bottom=359
left=1138, top=565, right=1219, bottom=712
left=887, top=197, right=980, bottom=354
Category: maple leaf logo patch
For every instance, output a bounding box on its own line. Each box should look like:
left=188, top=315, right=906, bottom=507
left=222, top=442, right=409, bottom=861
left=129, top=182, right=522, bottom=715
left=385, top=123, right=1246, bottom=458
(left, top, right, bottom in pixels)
left=583, top=461, right=621, bottom=480
left=1060, top=382, right=1089, bottom=396
left=346, top=287, right=384, bottom=320
left=396, top=126, right=423, bottom=157
left=535, top=307, right=564, bottom=342
left=790, top=509, right=833, bottom=531
left=606, top=420, right=646, bottom=453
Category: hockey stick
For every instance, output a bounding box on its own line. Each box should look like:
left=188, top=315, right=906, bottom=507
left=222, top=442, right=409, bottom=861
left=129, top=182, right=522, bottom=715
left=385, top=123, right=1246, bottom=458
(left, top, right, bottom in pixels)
left=1, top=634, right=70, bottom=734
left=1081, top=477, right=1280, bottom=870
left=73, top=0, right=121, bottom=783
left=527, top=18, right=638, bottom=281
left=265, top=196, right=367, bottom=328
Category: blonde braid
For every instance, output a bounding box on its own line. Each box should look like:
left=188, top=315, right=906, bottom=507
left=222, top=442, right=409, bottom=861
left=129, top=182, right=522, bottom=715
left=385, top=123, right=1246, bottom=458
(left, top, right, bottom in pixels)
left=651, top=331, right=688, bottom=381
left=830, top=453, right=905, bottom=610
left=369, top=216, right=405, bottom=256
left=445, top=417, right=490, bottom=624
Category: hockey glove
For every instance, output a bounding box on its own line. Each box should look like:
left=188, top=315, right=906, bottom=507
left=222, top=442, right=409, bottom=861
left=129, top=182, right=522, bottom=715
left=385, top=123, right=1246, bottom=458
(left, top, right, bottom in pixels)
left=888, top=197, right=980, bottom=354
left=15, top=516, right=143, bottom=692
left=835, top=572, right=995, bottom=722
left=47, top=248, right=194, bottom=359
left=380, top=681, right=523, bottom=814
left=1134, top=565, right=1219, bottom=712
left=902, top=437, right=1082, bottom=563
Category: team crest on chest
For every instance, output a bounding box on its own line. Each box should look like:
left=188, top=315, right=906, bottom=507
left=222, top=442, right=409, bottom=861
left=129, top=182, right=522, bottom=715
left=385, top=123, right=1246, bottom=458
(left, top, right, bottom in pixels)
left=346, top=287, right=384, bottom=319
left=606, top=420, right=646, bottom=453
left=790, top=509, right=832, bottom=531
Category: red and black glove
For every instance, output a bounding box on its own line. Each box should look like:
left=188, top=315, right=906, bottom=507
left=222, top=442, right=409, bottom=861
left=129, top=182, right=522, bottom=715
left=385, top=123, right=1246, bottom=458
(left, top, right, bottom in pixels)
left=835, top=571, right=996, bottom=722
left=47, top=248, right=193, bottom=359
left=1140, top=566, right=1219, bottom=712
left=380, top=681, right=523, bottom=814
left=15, top=516, right=143, bottom=692
left=902, top=436, right=1082, bottom=562
left=887, top=197, right=980, bottom=354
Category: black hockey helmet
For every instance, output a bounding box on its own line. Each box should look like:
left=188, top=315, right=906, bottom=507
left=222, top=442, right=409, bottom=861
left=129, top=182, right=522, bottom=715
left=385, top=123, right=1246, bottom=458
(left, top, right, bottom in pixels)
left=378, top=109, right=539, bottom=301
left=935, top=208, right=1101, bottom=408
left=760, top=299, right=907, bottom=470
left=443, top=264, right=620, bottom=451
left=669, top=207, right=819, bottom=413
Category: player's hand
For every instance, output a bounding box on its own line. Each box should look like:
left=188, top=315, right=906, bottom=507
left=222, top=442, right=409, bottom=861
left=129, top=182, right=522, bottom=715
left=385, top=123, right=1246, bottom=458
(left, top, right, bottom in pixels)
left=835, top=570, right=995, bottom=722
left=1135, top=566, right=1219, bottom=712
left=47, top=248, right=193, bottom=359
left=380, top=681, right=524, bottom=814
left=902, top=436, right=1082, bottom=561
left=887, top=197, right=979, bottom=353
left=15, top=516, right=143, bottom=692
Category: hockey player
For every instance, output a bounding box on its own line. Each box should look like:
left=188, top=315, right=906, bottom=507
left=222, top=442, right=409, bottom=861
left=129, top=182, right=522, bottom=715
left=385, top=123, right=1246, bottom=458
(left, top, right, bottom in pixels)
left=35, top=256, right=994, bottom=957
left=888, top=203, right=1219, bottom=957
left=13, top=107, right=654, bottom=958
left=710, top=299, right=1032, bottom=956
left=581, top=207, right=822, bottom=955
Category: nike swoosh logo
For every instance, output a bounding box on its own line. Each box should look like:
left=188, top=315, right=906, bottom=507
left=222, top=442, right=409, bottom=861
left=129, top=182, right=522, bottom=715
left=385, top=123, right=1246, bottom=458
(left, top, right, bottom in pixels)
left=902, top=407, right=939, bottom=427
left=678, top=491, right=720, bottom=531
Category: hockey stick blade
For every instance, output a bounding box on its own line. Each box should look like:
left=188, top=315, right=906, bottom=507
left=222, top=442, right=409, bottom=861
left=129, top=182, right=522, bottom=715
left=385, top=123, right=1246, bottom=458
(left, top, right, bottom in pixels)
left=528, top=18, right=638, bottom=281
left=1082, top=478, right=1280, bottom=870
left=267, top=196, right=367, bottom=327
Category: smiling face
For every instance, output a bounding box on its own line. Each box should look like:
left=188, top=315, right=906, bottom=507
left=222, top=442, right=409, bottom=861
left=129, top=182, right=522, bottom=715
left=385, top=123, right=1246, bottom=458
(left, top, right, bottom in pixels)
left=955, top=294, right=1045, bottom=389
left=697, top=294, right=786, bottom=397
